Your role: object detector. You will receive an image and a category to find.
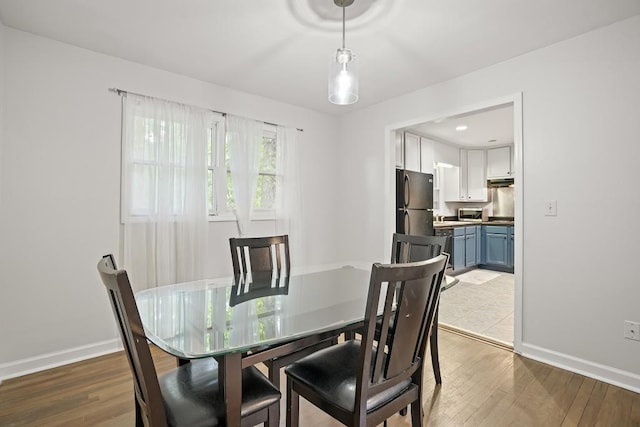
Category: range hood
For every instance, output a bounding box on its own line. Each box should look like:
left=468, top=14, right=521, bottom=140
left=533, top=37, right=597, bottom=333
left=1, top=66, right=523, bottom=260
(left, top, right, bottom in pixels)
left=487, top=178, right=514, bottom=188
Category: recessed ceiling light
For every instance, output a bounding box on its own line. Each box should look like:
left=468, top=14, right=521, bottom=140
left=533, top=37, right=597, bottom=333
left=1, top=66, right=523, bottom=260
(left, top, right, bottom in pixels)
left=455, top=125, right=468, bottom=131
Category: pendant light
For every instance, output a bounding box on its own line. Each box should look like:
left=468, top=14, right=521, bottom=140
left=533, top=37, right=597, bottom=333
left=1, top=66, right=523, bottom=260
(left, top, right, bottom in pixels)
left=328, top=0, right=359, bottom=105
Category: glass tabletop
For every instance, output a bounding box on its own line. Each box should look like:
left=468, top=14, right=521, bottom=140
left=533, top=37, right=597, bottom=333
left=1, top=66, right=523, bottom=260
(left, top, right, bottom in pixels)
left=135, top=266, right=372, bottom=359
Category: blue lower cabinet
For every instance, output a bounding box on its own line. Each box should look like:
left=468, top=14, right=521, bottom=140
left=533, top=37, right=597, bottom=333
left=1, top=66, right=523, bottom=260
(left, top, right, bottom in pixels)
left=451, top=226, right=478, bottom=270
left=481, top=225, right=514, bottom=272
left=507, top=227, right=514, bottom=268
left=465, top=231, right=476, bottom=268
left=453, top=235, right=466, bottom=270
left=485, top=233, right=508, bottom=265
left=476, top=225, right=482, bottom=265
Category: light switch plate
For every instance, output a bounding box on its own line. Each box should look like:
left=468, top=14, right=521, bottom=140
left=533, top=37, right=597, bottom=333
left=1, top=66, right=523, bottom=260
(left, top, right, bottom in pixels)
left=545, top=200, right=557, bottom=216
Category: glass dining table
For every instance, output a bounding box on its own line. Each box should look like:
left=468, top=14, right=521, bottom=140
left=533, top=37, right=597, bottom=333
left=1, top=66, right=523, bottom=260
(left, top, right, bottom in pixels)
left=135, top=265, right=457, bottom=426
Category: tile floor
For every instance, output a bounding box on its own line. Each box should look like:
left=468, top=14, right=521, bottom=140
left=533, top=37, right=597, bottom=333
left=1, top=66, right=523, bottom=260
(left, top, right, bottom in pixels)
left=438, top=268, right=514, bottom=345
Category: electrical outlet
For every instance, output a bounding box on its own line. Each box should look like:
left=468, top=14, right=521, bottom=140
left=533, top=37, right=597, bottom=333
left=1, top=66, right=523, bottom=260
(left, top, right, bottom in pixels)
left=624, top=321, right=640, bottom=341
left=545, top=200, right=557, bottom=216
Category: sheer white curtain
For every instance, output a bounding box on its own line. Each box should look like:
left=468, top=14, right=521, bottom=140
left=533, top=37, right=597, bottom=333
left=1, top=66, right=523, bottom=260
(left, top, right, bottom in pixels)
left=121, top=94, right=211, bottom=289
left=227, top=115, right=263, bottom=236
left=275, top=126, right=304, bottom=267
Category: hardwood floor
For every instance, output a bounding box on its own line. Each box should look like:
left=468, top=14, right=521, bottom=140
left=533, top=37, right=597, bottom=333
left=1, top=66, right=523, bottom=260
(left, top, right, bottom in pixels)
left=0, top=330, right=638, bottom=426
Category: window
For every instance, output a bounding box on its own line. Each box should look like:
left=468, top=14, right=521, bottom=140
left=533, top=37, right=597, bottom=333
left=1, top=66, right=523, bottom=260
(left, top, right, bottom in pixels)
left=126, top=115, right=191, bottom=218
left=253, top=129, right=279, bottom=212
left=207, top=118, right=226, bottom=216
left=121, top=95, right=299, bottom=288
left=124, top=101, right=278, bottom=221
left=208, top=125, right=279, bottom=218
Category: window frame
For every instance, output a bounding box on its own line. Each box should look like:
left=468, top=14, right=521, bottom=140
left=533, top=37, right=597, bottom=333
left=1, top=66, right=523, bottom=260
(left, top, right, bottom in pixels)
left=208, top=115, right=233, bottom=220
left=207, top=122, right=279, bottom=222
left=123, top=114, right=194, bottom=222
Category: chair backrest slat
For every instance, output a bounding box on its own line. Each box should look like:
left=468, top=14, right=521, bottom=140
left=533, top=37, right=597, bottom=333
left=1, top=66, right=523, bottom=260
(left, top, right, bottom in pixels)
left=357, top=254, right=448, bottom=402
left=371, top=282, right=397, bottom=383
left=97, top=255, right=167, bottom=426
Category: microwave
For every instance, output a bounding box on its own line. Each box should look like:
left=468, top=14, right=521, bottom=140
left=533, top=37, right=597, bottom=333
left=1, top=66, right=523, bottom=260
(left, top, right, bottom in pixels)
left=458, top=208, right=487, bottom=222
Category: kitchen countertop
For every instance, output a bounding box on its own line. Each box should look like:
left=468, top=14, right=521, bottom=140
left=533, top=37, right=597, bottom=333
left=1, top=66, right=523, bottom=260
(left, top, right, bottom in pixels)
left=434, top=220, right=514, bottom=228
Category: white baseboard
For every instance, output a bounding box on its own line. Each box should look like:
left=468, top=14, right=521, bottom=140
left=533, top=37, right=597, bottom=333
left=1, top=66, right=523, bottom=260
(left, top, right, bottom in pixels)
left=521, top=343, right=640, bottom=394
left=0, top=339, right=123, bottom=382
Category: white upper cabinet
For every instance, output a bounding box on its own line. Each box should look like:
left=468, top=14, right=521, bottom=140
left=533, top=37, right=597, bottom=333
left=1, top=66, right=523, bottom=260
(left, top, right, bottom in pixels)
left=445, top=149, right=487, bottom=202
left=404, top=132, right=421, bottom=172
left=401, top=132, right=435, bottom=174
left=419, top=137, right=434, bottom=174
left=465, top=149, right=488, bottom=201
left=487, top=146, right=513, bottom=179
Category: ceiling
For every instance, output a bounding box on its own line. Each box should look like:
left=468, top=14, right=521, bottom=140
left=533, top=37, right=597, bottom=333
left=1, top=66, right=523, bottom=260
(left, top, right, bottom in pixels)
left=0, top=0, right=639, bottom=115
left=406, top=104, right=514, bottom=148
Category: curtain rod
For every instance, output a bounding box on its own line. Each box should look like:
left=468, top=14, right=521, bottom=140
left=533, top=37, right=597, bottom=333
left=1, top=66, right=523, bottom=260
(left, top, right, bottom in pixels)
left=108, top=87, right=303, bottom=132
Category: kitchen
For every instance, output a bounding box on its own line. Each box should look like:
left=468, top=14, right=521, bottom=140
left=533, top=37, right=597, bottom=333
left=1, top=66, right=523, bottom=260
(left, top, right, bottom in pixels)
left=396, top=103, right=516, bottom=346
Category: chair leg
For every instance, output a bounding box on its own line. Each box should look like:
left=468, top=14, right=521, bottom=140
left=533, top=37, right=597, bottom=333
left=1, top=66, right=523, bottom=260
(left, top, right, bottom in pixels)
left=134, top=397, right=144, bottom=427
left=268, top=363, right=280, bottom=390
left=410, top=400, right=423, bottom=427
left=266, top=401, right=280, bottom=427
left=430, top=308, right=442, bottom=384
left=286, top=377, right=299, bottom=427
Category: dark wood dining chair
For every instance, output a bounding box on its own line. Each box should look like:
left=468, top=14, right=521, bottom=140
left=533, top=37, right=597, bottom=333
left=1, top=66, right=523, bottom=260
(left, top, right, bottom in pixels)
left=97, top=255, right=281, bottom=427
left=346, top=233, right=449, bottom=384
left=229, top=235, right=290, bottom=281
left=284, top=254, right=449, bottom=427
left=229, top=235, right=337, bottom=390
left=392, top=233, right=448, bottom=385
left=229, top=235, right=291, bottom=307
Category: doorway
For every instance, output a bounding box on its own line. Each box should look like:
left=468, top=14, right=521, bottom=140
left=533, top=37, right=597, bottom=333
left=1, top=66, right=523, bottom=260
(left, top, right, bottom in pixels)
left=385, top=94, right=523, bottom=352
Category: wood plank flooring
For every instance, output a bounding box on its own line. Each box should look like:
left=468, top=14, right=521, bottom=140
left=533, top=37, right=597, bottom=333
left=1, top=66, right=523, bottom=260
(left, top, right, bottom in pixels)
left=0, top=330, right=638, bottom=426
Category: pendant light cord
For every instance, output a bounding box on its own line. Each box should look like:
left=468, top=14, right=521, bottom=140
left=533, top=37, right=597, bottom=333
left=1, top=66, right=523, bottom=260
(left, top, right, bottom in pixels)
left=342, top=4, right=346, bottom=49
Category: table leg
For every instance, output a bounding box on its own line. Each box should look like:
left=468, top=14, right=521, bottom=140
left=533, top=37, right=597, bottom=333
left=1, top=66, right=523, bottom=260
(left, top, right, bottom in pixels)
left=216, top=352, right=243, bottom=427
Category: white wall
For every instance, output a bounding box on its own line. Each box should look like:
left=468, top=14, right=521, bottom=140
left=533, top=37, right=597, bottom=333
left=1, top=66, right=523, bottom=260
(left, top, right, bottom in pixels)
left=0, top=20, right=4, bottom=215
left=0, top=20, right=6, bottom=373
left=337, top=15, right=640, bottom=391
left=0, top=28, right=341, bottom=377
left=433, top=141, right=460, bottom=167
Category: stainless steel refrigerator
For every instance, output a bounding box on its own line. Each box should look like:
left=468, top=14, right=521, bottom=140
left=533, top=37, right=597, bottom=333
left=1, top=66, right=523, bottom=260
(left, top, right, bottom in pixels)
left=396, top=169, right=434, bottom=236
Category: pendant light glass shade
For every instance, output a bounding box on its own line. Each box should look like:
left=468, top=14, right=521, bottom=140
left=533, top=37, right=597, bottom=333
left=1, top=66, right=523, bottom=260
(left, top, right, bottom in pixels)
left=328, top=48, right=359, bottom=105
left=328, top=0, right=358, bottom=106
